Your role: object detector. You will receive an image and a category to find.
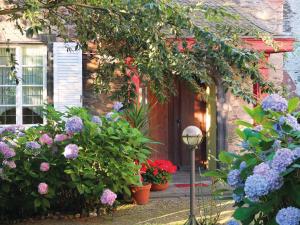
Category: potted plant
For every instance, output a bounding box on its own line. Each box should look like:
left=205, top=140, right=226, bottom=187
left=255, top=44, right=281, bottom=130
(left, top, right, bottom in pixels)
left=142, top=159, right=177, bottom=191
left=130, top=161, right=152, bottom=205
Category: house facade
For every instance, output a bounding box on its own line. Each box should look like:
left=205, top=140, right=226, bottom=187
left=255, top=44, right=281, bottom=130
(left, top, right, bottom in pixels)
left=0, top=0, right=298, bottom=170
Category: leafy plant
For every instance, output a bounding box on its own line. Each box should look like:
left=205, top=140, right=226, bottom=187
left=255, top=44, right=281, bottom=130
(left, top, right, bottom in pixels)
left=204, top=94, right=300, bottom=225
left=0, top=106, right=151, bottom=221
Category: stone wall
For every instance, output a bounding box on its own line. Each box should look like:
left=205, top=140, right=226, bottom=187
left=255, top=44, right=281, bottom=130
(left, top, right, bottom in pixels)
left=226, top=0, right=286, bottom=152
left=283, top=0, right=300, bottom=96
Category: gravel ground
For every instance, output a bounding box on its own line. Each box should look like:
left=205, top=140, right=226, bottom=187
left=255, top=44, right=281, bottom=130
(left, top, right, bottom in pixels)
left=17, top=197, right=234, bottom=225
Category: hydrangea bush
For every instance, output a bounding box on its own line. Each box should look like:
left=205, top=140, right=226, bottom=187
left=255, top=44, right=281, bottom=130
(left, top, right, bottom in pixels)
left=0, top=105, right=151, bottom=221
left=206, top=94, right=300, bottom=225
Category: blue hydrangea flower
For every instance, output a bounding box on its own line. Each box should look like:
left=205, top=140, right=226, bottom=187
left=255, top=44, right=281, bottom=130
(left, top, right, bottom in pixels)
left=272, top=140, right=281, bottom=149
left=276, top=207, right=300, bottom=225
left=273, top=123, right=283, bottom=136
left=253, top=125, right=263, bottom=132
left=113, top=101, right=123, bottom=112
left=232, top=193, right=243, bottom=203
left=271, top=148, right=295, bottom=173
left=91, top=116, right=102, bottom=126
left=241, top=141, right=250, bottom=150
left=261, top=94, right=288, bottom=112
left=293, top=147, right=300, bottom=159
left=227, top=169, right=241, bottom=188
left=227, top=219, right=240, bottom=225
left=239, top=161, right=247, bottom=171
left=279, top=114, right=300, bottom=131
left=244, top=174, right=269, bottom=201
left=26, top=141, right=41, bottom=150
left=253, top=162, right=283, bottom=191
left=105, top=112, right=119, bottom=121
left=65, top=116, right=83, bottom=134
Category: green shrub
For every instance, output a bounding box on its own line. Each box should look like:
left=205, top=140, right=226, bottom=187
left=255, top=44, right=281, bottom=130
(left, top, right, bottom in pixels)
left=0, top=106, right=151, bottom=221
left=206, top=94, right=300, bottom=225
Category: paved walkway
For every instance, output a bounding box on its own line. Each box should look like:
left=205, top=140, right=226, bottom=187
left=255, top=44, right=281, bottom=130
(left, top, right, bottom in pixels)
left=19, top=172, right=234, bottom=225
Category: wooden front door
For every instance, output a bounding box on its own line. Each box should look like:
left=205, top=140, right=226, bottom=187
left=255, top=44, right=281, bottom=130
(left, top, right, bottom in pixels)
left=170, top=81, right=207, bottom=169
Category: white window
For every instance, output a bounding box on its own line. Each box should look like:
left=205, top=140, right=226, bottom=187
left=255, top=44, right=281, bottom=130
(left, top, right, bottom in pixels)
left=0, top=45, right=47, bottom=125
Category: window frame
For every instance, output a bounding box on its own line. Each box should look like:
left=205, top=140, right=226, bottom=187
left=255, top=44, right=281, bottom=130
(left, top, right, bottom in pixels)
left=0, top=44, right=47, bottom=126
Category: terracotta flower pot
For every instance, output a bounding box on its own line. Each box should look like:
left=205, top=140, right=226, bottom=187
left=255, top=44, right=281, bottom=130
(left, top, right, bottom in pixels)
left=130, top=183, right=152, bottom=205
left=151, top=182, right=169, bottom=191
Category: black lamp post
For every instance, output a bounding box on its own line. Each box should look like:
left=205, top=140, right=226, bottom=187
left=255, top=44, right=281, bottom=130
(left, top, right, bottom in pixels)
left=182, top=126, right=203, bottom=225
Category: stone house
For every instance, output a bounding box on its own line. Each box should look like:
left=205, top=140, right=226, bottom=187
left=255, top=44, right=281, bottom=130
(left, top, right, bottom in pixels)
left=0, top=0, right=298, bottom=170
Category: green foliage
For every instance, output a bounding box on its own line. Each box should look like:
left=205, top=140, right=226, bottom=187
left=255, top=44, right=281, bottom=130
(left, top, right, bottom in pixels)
left=1, top=0, right=275, bottom=103
left=204, top=95, right=300, bottom=224
left=123, top=101, right=153, bottom=136
left=0, top=106, right=151, bottom=221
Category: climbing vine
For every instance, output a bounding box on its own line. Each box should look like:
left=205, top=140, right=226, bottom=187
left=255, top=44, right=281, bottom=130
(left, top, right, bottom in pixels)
left=1, top=0, right=276, bottom=103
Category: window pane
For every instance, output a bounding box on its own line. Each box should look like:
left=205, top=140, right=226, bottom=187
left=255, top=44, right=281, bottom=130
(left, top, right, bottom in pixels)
left=23, top=67, right=43, bottom=85
left=22, top=47, right=44, bottom=66
left=0, top=48, right=16, bottom=65
left=22, top=87, right=43, bottom=105
left=23, top=106, right=43, bottom=124
left=0, top=87, right=16, bottom=104
left=0, top=67, right=16, bottom=85
left=0, top=106, right=16, bottom=124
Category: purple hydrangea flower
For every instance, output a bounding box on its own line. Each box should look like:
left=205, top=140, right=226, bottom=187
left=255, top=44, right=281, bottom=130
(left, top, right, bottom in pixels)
left=244, top=174, right=269, bottom=201
left=92, top=116, right=102, bottom=126
left=271, top=148, right=295, bottom=173
left=232, top=193, right=243, bottom=203
left=26, top=141, right=41, bottom=150
left=227, top=169, right=241, bottom=188
left=113, top=102, right=123, bottom=112
left=261, top=94, right=288, bottom=112
left=17, top=132, right=25, bottom=137
left=279, top=114, right=300, bottom=131
left=276, top=207, right=300, bottom=225
left=227, top=220, right=240, bottom=225
left=253, top=162, right=271, bottom=176
left=65, top=116, right=83, bottom=134
left=100, top=189, right=117, bottom=206
left=54, top=134, right=69, bottom=142
left=39, top=134, right=53, bottom=146
left=63, top=144, right=79, bottom=159
left=0, top=142, right=16, bottom=158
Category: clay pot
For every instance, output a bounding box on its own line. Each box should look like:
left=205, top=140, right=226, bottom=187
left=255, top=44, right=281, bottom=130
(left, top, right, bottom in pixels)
left=151, top=182, right=169, bottom=192
left=130, top=183, right=152, bottom=205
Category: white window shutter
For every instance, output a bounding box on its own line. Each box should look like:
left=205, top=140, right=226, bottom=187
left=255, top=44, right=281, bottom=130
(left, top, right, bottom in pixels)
left=53, top=42, right=82, bottom=112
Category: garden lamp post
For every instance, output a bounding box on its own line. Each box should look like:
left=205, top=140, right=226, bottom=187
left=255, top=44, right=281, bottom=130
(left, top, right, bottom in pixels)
left=182, top=126, right=203, bottom=225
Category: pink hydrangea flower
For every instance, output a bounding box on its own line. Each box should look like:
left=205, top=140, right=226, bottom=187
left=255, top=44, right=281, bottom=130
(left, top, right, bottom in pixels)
left=39, top=134, right=53, bottom=146
left=3, top=160, right=16, bottom=169
left=40, top=162, right=50, bottom=172
left=54, top=134, right=69, bottom=142
left=38, top=182, right=48, bottom=195
left=100, top=189, right=117, bottom=206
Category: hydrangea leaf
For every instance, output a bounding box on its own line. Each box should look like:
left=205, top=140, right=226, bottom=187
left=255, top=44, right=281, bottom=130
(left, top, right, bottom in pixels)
left=288, top=97, right=300, bottom=113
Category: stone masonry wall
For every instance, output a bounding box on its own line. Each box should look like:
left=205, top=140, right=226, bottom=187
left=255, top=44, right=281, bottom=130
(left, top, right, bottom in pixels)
left=226, top=0, right=286, bottom=152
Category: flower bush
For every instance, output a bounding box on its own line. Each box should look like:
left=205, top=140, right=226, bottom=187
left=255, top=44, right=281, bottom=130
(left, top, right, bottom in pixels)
left=206, top=94, right=300, bottom=225
left=0, top=106, right=151, bottom=221
left=141, top=159, right=177, bottom=184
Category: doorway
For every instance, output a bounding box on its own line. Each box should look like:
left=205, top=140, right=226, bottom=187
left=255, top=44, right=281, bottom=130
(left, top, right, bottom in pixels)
left=169, top=81, right=207, bottom=169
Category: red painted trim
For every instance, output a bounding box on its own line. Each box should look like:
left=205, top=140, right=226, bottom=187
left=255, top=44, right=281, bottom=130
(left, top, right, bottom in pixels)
left=242, top=37, right=295, bottom=53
